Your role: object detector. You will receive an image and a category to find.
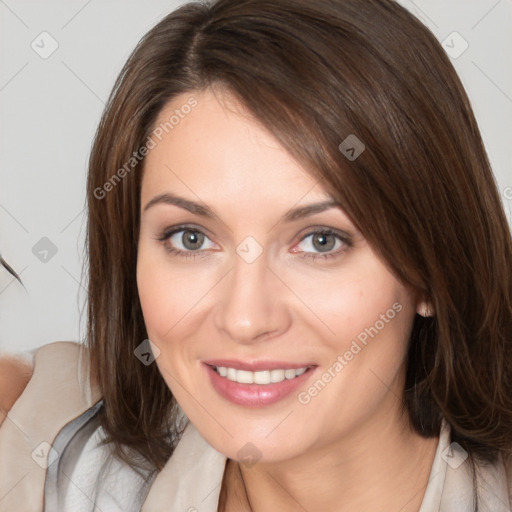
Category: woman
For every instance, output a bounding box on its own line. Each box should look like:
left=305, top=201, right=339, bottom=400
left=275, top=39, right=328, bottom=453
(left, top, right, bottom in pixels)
left=1, top=0, right=511, bottom=510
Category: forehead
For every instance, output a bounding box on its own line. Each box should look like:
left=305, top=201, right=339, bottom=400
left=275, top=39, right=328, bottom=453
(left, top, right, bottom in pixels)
left=141, top=88, right=334, bottom=211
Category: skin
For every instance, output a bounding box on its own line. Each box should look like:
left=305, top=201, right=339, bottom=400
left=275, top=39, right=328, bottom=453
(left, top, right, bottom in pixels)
left=136, top=87, right=438, bottom=512
left=0, top=353, right=33, bottom=425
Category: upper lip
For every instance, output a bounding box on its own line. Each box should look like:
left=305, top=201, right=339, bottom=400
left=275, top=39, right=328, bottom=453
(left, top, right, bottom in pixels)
left=203, top=359, right=316, bottom=372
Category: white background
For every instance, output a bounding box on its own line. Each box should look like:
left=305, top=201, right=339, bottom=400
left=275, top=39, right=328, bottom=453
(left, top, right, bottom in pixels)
left=0, top=0, right=511, bottom=353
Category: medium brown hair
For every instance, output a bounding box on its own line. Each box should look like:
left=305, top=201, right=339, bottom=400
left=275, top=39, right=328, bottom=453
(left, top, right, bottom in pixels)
left=86, top=0, right=512, bottom=486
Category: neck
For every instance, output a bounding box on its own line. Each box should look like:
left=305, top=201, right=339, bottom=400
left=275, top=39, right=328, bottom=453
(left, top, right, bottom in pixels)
left=221, top=408, right=439, bottom=512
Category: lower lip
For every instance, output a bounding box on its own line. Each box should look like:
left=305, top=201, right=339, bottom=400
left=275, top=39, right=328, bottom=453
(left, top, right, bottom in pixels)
left=204, top=364, right=315, bottom=407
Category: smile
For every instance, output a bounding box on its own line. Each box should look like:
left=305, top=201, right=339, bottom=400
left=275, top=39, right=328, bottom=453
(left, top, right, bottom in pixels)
left=214, top=366, right=308, bottom=384
left=203, top=361, right=316, bottom=407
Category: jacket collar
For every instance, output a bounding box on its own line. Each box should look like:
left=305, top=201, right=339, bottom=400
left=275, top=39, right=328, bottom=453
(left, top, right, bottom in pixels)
left=142, top=420, right=227, bottom=511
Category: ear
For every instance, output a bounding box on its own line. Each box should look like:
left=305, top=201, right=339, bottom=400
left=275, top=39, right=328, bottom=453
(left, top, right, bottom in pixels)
left=416, top=301, right=434, bottom=317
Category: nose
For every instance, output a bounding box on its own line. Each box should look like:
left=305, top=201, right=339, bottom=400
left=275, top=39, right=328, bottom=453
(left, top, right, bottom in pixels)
left=213, top=248, right=292, bottom=345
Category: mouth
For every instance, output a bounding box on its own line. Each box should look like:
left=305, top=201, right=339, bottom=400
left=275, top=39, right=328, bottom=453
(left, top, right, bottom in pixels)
left=203, top=359, right=317, bottom=407
left=212, top=365, right=308, bottom=384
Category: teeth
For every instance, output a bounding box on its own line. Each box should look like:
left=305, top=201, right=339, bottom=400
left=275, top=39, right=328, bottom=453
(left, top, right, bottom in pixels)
left=215, top=366, right=308, bottom=384
left=284, top=369, right=296, bottom=379
left=237, top=370, right=254, bottom=384
left=270, top=369, right=284, bottom=383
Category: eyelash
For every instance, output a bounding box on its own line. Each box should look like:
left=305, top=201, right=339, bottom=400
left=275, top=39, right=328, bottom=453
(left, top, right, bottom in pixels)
left=155, top=225, right=352, bottom=261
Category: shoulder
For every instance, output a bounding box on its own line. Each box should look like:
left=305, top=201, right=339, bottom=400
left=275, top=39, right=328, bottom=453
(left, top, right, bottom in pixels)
left=0, top=349, right=34, bottom=425
left=0, top=341, right=99, bottom=426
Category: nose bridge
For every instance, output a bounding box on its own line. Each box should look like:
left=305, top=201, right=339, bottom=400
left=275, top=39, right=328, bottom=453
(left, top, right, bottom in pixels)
left=214, top=242, right=289, bottom=343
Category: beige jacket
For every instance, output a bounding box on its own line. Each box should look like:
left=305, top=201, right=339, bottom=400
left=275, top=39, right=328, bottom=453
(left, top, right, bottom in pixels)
left=0, top=341, right=511, bottom=511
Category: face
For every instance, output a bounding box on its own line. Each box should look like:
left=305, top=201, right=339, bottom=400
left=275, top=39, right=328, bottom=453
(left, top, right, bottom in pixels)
left=137, top=87, right=419, bottom=464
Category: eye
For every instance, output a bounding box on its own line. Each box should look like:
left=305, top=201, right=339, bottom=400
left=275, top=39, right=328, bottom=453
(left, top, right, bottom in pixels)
left=293, top=228, right=352, bottom=261
left=156, top=226, right=215, bottom=259
left=156, top=225, right=352, bottom=261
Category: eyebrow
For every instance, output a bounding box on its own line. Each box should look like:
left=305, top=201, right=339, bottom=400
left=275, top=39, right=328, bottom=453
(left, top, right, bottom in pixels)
left=143, top=192, right=341, bottom=222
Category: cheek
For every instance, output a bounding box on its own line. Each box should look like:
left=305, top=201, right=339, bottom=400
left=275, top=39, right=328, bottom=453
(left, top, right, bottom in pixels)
left=136, top=256, right=173, bottom=339
left=294, top=283, right=413, bottom=443
left=136, top=249, right=205, bottom=397
left=292, top=256, right=412, bottom=355
left=291, top=257, right=415, bottom=417
left=136, top=244, right=211, bottom=341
